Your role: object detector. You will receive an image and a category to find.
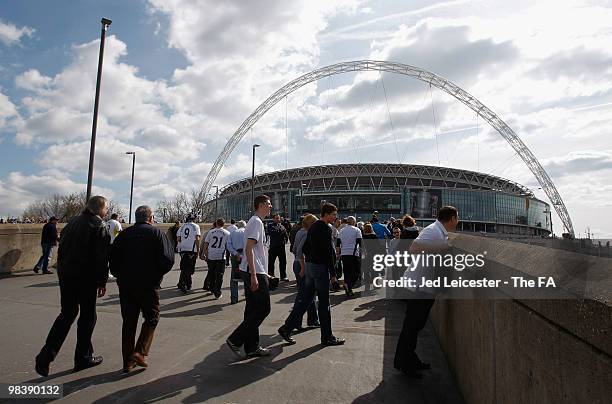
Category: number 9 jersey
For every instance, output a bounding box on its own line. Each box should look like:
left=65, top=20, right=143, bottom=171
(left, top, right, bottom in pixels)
left=177, top=222, right=201, bottom=252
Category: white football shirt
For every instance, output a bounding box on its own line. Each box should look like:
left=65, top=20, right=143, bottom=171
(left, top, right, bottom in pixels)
left=338, top=225, right=362, bottom=256
left=177, top=222, right=201, bottom=252
left=106, top=219, right=123, bottom=244
left=240, top=215, right=267, bottom=274
left=204, top=227, right=230, bottom=260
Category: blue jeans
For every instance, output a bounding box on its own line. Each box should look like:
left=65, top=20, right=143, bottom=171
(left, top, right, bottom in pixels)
left=285, top=262, right=332, bottom=340
left=292, top=260, right=318, bottom=328
left=36, top=243, right=54, bottom=272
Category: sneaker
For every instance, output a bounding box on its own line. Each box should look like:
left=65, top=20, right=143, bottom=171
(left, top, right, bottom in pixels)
left=307, top=321, right=320, bottom=328
left=226, top=339, right=243, bottom=359
left=246, top=347, right=271, bottom=357
left=321, top=336, right=345, bottom=346
left=33, top=266, right=40, bottom=274
left=281, top=277, right=290, bottom=282
left=215, top=294, right=223, bottom=300
left=278, top=325, right=295, bottom=344
left=42, top=270, right=53, bottom=274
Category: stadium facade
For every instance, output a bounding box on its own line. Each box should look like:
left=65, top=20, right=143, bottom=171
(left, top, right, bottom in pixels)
left=206, top=163, right=552, bottom=236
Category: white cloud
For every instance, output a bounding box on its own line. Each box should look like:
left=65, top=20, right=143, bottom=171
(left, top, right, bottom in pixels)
left=14, top=69, right=52, bottom=91
left=0, top=19, right=34, bottom=46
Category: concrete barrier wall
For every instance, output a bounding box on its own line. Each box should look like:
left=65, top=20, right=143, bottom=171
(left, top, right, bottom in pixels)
left=0, top=223, right=213, bottom=274
left=430, top=234, right=612, bottom=404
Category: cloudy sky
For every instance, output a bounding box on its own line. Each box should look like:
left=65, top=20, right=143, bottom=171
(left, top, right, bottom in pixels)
left=1, top=0, right=611, bottom=237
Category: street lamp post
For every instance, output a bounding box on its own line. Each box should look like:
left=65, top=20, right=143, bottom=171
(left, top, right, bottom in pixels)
left=86, top=17, right=112, bottom=203
left=251, top=144, right=260, bottom=210
left=126, top=152, right=135, bottom=223
left=213, top=185, right=219, bottom=219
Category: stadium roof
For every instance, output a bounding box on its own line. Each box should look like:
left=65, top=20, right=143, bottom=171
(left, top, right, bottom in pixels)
left=220, top=163, right=534, bottom=197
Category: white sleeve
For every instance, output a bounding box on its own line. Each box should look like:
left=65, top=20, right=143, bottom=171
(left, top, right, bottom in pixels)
left=245, top=221, right=260, bottom=242
left=117, top=222, right=122, bottom=232
left=195, top=224, right=201, bottom=236
left=204, top=230, right=213, bottom=243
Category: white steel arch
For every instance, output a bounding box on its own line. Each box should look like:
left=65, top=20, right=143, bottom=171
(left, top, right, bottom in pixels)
left=199, top=60, right=574, bottom=236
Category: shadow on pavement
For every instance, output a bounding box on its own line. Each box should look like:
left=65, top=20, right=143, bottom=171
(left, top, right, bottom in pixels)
left=92, top=336, right=323, bottom=403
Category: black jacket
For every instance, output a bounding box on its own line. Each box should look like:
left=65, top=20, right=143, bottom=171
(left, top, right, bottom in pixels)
left=110, top=222, right=175, bottom=289
left=267, top=222, right=288, bottom=248
left=303, top=220, right=336, bottom=277
left=57, top=210, right=110, bottom=287
left=41, top=222, right=58, bottom=246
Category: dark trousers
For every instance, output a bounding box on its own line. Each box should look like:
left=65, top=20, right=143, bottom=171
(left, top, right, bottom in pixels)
left=178, top=252, right=197, bottom=289
left=341, top=255, right=360, bottom=291
left=207, top=259, right=226, bottom=297
left=394, top=298, right=435, bottom=370
left=228, top=272, right=271, bottom=353
left=38, top=277, right=97, bottom=365
left=268, top=245, right=287, bottom=279
left=119, top=284, right=160, bottom=367
left=35, top=243, right=54, bottom=272
left=292, top=260, right=318, bottom=328
left=285, top=263, right=333, bottom=340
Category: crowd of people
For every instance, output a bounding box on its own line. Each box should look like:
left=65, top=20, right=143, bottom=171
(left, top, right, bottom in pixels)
left=32, top=193, right=460, bottom=380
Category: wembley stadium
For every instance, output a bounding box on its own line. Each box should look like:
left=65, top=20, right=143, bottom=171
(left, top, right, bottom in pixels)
left=205, top=163, right=552, bottom=236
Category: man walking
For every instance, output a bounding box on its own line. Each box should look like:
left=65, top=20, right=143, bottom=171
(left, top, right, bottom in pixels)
left=177, top=214, right=201, bottom=293
left=202, top=218, right=230, bottom=299
left=267, top=213, right=289, bottom=281
left=34, top=216, right=59, bottom=274
left=226, top=220, right=246, bottom=304
left=225, top=219, right=238, bottom=266
left=110, top=206, right=175, bottom=372
left=106, top=213, right=123, bottom=244
left=35, top=196, right=110, bottom=377
left=227, top=195, right=273, bottom=358
left=278, top=203, right=345, bottom=347
left=394, top=206, right=459, bottom=378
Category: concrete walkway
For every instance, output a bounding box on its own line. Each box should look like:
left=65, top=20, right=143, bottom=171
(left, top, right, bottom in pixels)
left=0, top=252, right=464, bottom=404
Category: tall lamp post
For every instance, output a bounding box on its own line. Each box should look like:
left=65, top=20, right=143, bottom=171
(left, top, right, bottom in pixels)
left=213, top=185, right=219, bottom=220
left=86, top=17, right=112, bottom=203
left=251, top=144, right=260, bottom=210
left=126, top=151, right=135, bottom=223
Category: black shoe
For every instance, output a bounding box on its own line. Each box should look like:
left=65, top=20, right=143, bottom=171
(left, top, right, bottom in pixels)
left=321, top=336, right=345, bottom=346
left=42, top=270, right=53, bottom=274
left=33, top=266, right=40, bottom=274
left=278, top=326, right=295, bottom=344
left=246, top=347, right=271, bottom=357
left=179, top=285, right=187, bottom=294
left=73, top=355, right=103, bottom=372
left=226, top=339, right=243, bottom=359
left=294, top=326, right=306, bottom=332
left=307, top=321, right=320, bottom=328
left=35, top=354, right=49, bottom=377
left=416, top=361, right=431, bottom=370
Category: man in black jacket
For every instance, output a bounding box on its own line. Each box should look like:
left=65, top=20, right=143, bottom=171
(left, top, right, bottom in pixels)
left=34, top=216, right=59, bottom=274
left=35, top=196, right=110, bottom=377
left=278, top=203, right=345, bottom=346
left=110, top=205, right=175, bottom=372
left=267, top=213, right=288, bottom=280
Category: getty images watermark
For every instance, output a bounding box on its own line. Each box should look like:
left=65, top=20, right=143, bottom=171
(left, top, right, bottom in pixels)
left=358, top=239, right=591, bottom=300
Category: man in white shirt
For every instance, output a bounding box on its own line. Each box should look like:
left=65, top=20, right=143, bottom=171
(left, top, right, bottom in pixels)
left=176, top=214, right=201, bottom=293
left=227, top=220, right=246, bottom=304
left=106, top=213, right=123, bottom=244
left=202, top=218, right=230, bottom=299
left=106, top=213, right=123, bottom=279
left=225, top=219, right=238, bottom=266
left=227, top=195, right=273, bottom=358
left=336, top=216, right=362, bottom=297
left=395, top=206, right=458, bottom=379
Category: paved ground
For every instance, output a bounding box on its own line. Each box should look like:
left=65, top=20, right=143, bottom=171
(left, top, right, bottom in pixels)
left=0, top=249, right=464, bottom=404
